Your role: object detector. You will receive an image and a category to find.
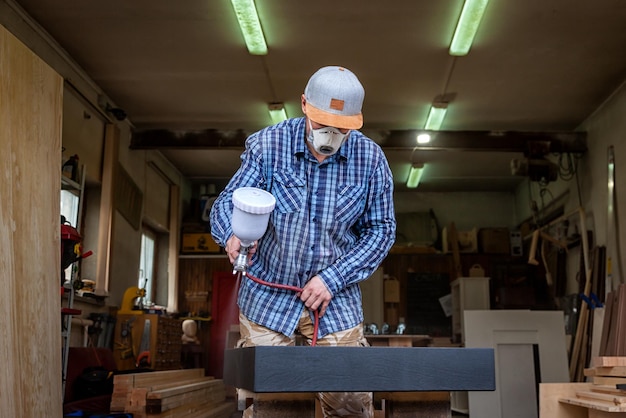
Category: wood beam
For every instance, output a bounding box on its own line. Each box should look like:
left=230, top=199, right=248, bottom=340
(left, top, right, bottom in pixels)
left=223, top=346, right=495, bottom=393
left=131, top=128, right=587, bottom=154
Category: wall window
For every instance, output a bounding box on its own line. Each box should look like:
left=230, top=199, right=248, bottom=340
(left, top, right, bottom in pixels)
left=60, top=190, right=80, bottom=283
left=139, top=227, right=157, bottom=305
left=60, top=190, right=80, bottom=226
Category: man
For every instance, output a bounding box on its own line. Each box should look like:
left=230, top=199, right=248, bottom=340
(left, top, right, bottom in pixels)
left=210, top=65, right=396, bottom=417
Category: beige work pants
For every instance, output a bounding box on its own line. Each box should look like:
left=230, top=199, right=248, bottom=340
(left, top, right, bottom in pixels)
left=237, top=310, right=373, bottom=418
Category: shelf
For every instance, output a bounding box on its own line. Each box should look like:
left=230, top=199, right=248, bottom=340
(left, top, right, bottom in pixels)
left=61, top=175, right=81, bottom=191
left=62, top=292, right=106, bottom=306
left=179, top=254, right=227, bottom=259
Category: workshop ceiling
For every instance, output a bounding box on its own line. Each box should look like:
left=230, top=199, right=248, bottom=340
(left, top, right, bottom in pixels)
left=13, top=0, right=626, bottom=192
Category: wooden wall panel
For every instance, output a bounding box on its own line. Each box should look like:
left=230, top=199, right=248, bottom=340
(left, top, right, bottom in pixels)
left=0, top=25, right=63, bottom=417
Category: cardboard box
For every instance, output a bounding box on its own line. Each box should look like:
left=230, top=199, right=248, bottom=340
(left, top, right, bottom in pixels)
left=181, top=233, right=221, bottom=253
left=479, top=228, right=511, bottom=254
left=469, top=264, right=486, bottom=277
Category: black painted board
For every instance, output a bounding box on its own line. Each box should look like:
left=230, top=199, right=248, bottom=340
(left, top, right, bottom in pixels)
left=224, top=346, right=495, bottom=393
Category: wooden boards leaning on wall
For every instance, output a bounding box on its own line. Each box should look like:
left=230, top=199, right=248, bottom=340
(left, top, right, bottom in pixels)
left=0, top=25, right=64, bottom=417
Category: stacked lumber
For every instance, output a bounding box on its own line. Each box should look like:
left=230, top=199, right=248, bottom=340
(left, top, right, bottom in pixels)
left=110, top=368, right=235, bottom=418
left=600, top=284, right=626, bottom=356
left=559, top=357, right=626, bottom=413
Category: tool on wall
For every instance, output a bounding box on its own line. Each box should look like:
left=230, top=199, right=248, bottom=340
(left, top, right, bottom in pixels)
left=116, top=316, right=137, bottom=360
left=527, top=229, right=568, bottom=286
left=136, top=318, right=152, bottom=368
left=119, top=286, right=146, bottom=315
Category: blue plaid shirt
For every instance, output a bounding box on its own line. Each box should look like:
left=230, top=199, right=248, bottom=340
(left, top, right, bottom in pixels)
left=210, top=117, right=396, bottom=337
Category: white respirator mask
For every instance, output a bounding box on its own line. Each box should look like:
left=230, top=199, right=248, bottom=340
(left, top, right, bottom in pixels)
left=307, top=119, right=348, bottom=156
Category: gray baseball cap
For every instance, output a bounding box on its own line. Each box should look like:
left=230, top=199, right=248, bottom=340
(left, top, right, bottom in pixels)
left=304, top=66, right=364, bottom=129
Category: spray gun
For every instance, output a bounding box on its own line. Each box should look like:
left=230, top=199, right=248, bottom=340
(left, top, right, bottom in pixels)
left=231, top=187, right=276, bottom=275
left=230, top=187, right=323, bottom=346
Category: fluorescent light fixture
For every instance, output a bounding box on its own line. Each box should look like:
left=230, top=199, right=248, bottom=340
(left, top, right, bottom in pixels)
left=417, top=133, right=431, bottom=144
left=231, top=0, right=268, bottom=55
left=449, top=0, right=490, bottom=56
left=268, top=103, right=288, bottom=124
left=406, top=163, right=425, bottom=189
left=424, top=105, right=448, bottom=130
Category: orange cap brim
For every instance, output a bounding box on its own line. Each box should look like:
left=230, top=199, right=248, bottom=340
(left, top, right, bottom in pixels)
left=305, top=102, right=363, bottom=130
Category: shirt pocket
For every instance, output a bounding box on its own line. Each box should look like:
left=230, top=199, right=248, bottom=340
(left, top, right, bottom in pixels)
left=336, top=184, right=366, bottom=223
left=272, top=170, right=306, bottom=213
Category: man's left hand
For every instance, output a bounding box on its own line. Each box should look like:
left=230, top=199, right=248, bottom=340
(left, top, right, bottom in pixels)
left=298, top=275, right=332, bottom=317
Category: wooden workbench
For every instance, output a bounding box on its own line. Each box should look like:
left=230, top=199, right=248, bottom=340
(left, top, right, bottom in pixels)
left=366, top=334, right=432, bottom=347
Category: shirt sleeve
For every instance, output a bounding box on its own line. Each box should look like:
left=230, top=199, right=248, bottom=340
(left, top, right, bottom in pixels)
left=318, top=153, right=397, bottom=295
left=210, top=134, right=265, bottom=247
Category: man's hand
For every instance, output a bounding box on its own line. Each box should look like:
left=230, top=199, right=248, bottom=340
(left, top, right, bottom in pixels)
left=298, top=275, right=332, bottom=317
left=225, top=235, right=257, bottom=264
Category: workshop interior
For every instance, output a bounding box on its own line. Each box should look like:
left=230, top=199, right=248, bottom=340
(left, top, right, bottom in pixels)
left=3, top=0, right=626, bottom=417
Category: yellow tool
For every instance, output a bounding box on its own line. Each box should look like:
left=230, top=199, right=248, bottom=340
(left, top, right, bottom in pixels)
left=119, top=286, right=146, bottom=314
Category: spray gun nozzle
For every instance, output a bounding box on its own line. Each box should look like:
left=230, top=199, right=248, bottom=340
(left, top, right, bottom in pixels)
left=232, top=244, right=252, bottom=275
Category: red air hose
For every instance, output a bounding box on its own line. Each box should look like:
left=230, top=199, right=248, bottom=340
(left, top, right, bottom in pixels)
left=244, top=273, right=320, bottom=346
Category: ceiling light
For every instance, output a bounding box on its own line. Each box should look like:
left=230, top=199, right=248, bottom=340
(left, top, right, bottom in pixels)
left=449, top=0, right=490, bottom=56
left=268, top=103, right=288, bottom=124
left=417, top=133, right=431, bottom=144
left=424, top=105, right=448, bottom=130
left=406, top=163, right=425, bottom=189
left=231, top=0, right=268, bottom=55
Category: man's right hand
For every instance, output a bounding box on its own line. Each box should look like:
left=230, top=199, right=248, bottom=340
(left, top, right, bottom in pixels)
left=225, top=235, right=257, bottom=264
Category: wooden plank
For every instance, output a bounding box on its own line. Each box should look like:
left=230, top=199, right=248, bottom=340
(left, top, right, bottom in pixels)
left=576, top=390, right=626, bottom=405
left=599, top=292, right=614, bottom=356
left=0, top=24, right=64, bottom=418
left=146, top=383, right=226, bottom=413
left=96, top=123, right=119, bottom=290
left=130, top=368, right=205, bottom=387
left=540, top=383, right=590, bottom=418
left=110, top=368, right=207, bottom=413
left=129, top=388, right=149, bottom=410
left=618, top=285, right=626, bottom=356
left=593, top=357, right=626, bottom=367
left=589, top=366, right=626, bottom=377
left=224, top=346, right=495, bottom=392
left=146, top=400, right=234, bottom=418
left=588, top=410, right=626, bottom=418
left=145, top=377, right=213, bottom=392
left=591, top=385, right=626, bottom=396
left=167, top=184, right=180, bottom=313
left=560, top=396, right=626, bottom=412
left=605, top=291, right=620, bottom=356
left=593, top=376, right=626, bottom=386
